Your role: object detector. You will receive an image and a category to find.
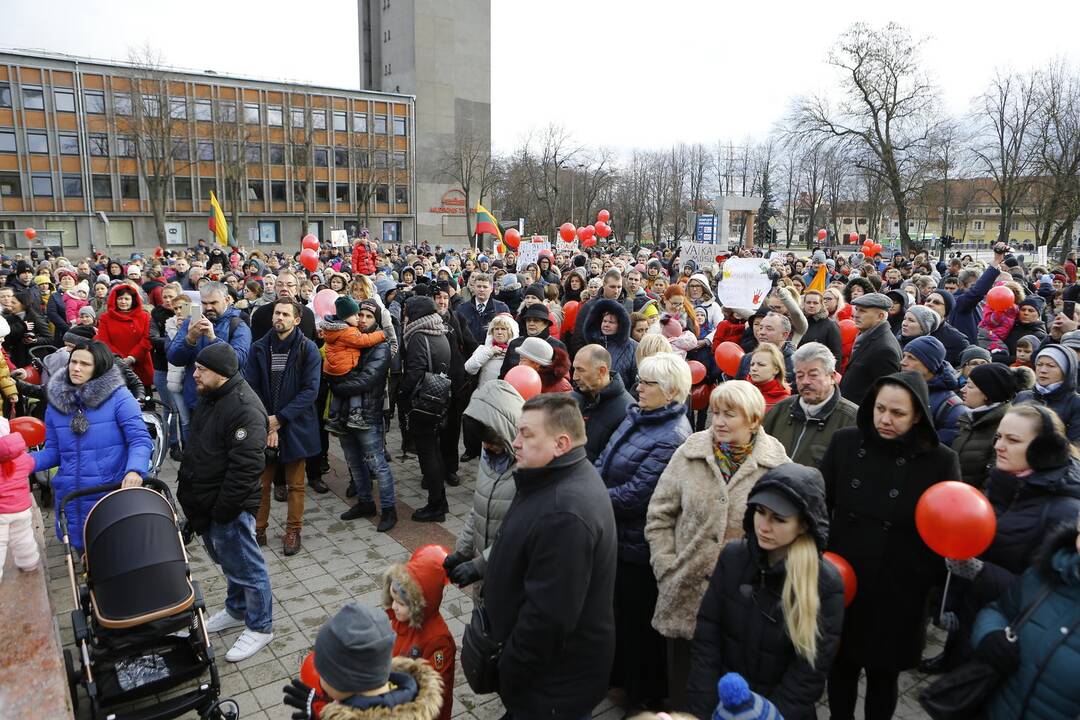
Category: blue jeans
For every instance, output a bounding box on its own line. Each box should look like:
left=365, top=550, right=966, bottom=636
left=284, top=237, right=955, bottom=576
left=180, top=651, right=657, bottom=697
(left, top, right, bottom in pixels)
left=339, top=423, right=396, bottom=510
left=202, top=512, right=273, bottom=633
left=153, top=370, right=179, bottom=448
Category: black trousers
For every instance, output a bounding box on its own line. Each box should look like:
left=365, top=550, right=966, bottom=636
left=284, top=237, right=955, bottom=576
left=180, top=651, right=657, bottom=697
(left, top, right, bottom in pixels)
left=827, top=652, right=900, bottom=720
left=439, top=386, right=469, bottom=475
left=410, top=412, right=446, bottom=507
left=611, top=559, right=667, bottom=705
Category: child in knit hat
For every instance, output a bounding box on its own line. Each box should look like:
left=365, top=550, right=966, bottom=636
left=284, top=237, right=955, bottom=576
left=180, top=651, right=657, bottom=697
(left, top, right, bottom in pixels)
left=712, top=673, right=782, bottom=720
left=64, top=280, right=91, bottom=326
left=0, top=416, right=40, bottom=583
left=1013, top=335, right=1039, bottom=369
left=321, top=296, right=386, bottom=434
left=656, top=313, right=698, bottom=358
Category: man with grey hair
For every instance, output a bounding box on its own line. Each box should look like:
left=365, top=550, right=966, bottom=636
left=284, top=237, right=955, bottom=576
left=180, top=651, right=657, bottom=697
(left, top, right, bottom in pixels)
left=736, top=311, right=795, bottom=381
left=763, top=342, right=858, bottom=466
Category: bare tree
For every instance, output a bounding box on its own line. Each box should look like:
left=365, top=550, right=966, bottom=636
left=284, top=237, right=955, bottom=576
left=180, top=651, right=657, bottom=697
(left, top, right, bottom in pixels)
left=214, top=112, right=251, bottom=238
left=645, top=151, right=671, bottom=244
left=288, top=106, right=317, bottom=240
left=521, top=125, right=580, bottom=235
left=578, top=148, right=617, bottom=226
left=687, top=143, right=712, bottom=213
left=1029, top=62, right=1080, bottom=260
left=668, top=145, right=691, bottom=241
left=439, top=127, right=497, bottom=247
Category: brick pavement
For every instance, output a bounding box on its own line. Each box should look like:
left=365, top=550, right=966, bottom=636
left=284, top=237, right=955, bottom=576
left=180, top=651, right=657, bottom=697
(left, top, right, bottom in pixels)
left=45, top=425, right=937, bottom=720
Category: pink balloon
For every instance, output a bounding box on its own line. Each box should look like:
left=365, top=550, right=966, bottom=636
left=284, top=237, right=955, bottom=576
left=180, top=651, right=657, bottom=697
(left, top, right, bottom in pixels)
left=505, top=365, right=542, bottom=400
left=313, top=289, right=338, bottom=317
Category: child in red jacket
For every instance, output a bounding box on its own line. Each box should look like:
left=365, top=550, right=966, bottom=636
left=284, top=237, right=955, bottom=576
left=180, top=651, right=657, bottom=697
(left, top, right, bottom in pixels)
left=383, top=545, right=455, bottom=720
left=0, top=417, right=39, bottom=582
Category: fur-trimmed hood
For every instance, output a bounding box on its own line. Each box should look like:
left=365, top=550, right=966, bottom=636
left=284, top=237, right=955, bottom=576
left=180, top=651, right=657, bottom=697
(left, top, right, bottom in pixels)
left=320, top=657, right=444, bottom=720
left=319, top=315, right=352, bottom=333
left=1036, top=521, right=1080, bottom=582
left=46, top=365, right=126, bottom=415
left=584, top=298, right=632, bottom=344
left=382, top=546, right=448, bottom=630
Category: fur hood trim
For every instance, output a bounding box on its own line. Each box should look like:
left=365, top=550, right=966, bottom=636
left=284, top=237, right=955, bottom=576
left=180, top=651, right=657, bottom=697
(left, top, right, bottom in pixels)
left=47, top=365, right=126, bottom=414
left=320, top=657, right=444, bottom=720
left=382, top=546, right=448, bottom=630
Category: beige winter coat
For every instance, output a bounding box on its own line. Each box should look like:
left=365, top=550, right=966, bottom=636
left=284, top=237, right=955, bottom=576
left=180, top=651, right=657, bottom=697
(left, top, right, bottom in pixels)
left=645, top=429, right=790, bottom=639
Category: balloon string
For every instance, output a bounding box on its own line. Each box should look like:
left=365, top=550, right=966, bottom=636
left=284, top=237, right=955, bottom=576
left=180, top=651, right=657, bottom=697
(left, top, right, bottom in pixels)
left=939, top=567, right=953, bottom=627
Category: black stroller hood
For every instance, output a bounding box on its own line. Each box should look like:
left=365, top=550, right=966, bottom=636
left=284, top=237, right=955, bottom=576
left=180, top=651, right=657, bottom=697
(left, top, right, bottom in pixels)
left=83, top=488, right=193, bottom=629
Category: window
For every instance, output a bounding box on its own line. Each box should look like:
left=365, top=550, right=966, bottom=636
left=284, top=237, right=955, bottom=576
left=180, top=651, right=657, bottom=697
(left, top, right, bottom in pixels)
left=333, top=111, right=347, bottom=131
left=0, top=131, right=14, bottom=153
left=32, top=175, right=53, bottom=197
left=392, top=116, right=406, bottom=136
left=175, top=178, right=193, bottom=200
left=113, top=92, right=132, bottom=116
left=22, top=87, right=44, bottom=110
left=356, top=183, right=371, bottom=204
left=141, top=95, right=160, bottom=117
left=374, top=150, right=387, bottom=168
left=0, top=84, right=10, bottom=108
left=353, top=113, right=367, bottom=132
left=355, top=150, right=370, bottom=168
left=59, top=133, right=80, bottom=155
left=247, top=180, right=265, bottom=201
left=120, top=176, right=140, bottom=199
left=290, top=108, right=306, bottom=128
left=375, top=184, right=388, bottom=204
left=312, top=110, right=326, bottom=130
left=313, top=147, right=328, bottom=166
left=974, top=220, right=984, bottom=231
left=245, top=143, right=262, bottom=163
left=107, top=220, right=135, bottom=247
left=244, top=103, right=260, bottom=124
left=194, top=99, right=212, bottom=121
left=62, top=175, right=82, bottom=197
left=168, top=97, right=187, bottom=120
left=334, top=147, right=349, bottom=167
left=88, top=134, right=109, bottom=156
left=83, top=90, right=104, bottom=113
left=27, top=132, right=48, bottom=154
left=314, top=182, right=330, bottom=202
left=1011, top=220, right=1019, bottom=231
left=335, top=183, right=350, bottom=203
left=267, top=106, right=283, bottom=127
left=92, top=175, right=112, bottom=199
left=197, top=140, right=214, bottom=161
left=54, top=89, right=75, bottom=112
left=218, top=101, right=236, bottom=123
left=270, top=180, right=287, bottom=202
left=268, top=144, right=285, bottom=164
left=0, top=173, right=20, bottom=196
left=393, top=150, right=406, bottom=169
left=374, top=115, right=387, bottom=134
left=293, top=180, right=308, bottom=200
left=258, top=220, right=280, bottom=244
left=394, top=185, right=408, bottom=205
left=199, top=178, right=216, bottom=198
left=171, top=139, right=190, bottom=160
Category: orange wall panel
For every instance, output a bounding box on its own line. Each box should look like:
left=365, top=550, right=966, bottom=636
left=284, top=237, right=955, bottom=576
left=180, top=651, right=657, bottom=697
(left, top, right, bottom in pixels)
left=51, top=71, right=74, bottom=86
left=56, top=115, right=78, bottom=131
left=0, top=156, right=18, bottom=170
left=82, top=74, right=104, bottom=90
left=22, top=110, right=46, bottom=128
left=0, top=109, right=13, bottom=125
left=19, top=67, right=42, bottom=84
left=60, top=157, right=81, bottom=172
left=194, top=84, right=212, bottom=98
left=28, top=156, right=51, bottom=171
left=2, top=198, right=24, bottom=212
left=64, top=199, right=85, bottom=212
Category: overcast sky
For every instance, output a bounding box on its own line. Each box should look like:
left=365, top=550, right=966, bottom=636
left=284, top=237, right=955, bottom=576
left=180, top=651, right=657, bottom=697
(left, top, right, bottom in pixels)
left=3, top=0, right=1078, bottom=153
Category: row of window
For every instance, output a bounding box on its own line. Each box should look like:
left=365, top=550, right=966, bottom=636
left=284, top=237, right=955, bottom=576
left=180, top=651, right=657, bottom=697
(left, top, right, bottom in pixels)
left=0, top=83, right=406, bottom=134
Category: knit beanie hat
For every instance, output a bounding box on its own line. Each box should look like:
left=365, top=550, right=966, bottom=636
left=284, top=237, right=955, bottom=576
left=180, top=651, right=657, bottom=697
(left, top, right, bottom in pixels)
left=517, top=336, right=553, bottom=366
left=335, top=295, right=360, bottom=320
left=1019, top=295, right=1046, bottom=314
left=1037, top=345, right=1071, bottom=378
left=64, top=325, right=96, bottom=345
left=195, top=342, right=239, bottom=379
left=713, top=672, right=781, bottom=720
left=1060, top=330, right=1080, bottom=351
left=79, top=305, right=97, bottom=318
left=523, top=283, right=545, bottom=301
left=907, top=305, right=940, bottom=336
left=314, top=602, right=395, bottom=694
left=959, top=346, right=992, bottom=366
left=904, top=335, right=947, bottom=374
left=660, top=313, right=685, bottom=339
left=969, top=363, right=1021, bottom=404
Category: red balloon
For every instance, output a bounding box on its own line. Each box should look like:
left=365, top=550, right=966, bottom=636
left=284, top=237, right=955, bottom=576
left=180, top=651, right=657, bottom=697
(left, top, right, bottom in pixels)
left=817, top=229, right=827, bottom=241
left=299, top=653, right=330, bottom=718
left=24, top=228, right=36, bottom=240
left=559, top=223, right=577, bottom=242
left=299, top=248, right=319, bottom=272
left=576, top=226, right=589, bottom=242
left=872, top=243, right=883, bottom=255
left=714, top=342, right=744, bottom=377
left=582, top=236, right=597, bottom=248
left=595, top=221, right=612, bottom=238
left=849, top=232, right=860, bottom=244
left=584, top=224, right=595, bottom=239
left=302, top=234, right=319, bottom=251
left=691, top=383, right=713, bottom=411
left=823, top=552, right=858, bottom=607
left=562, top=301, right=580, bottom=330
left=838, top=319, right=858, bottom=346
left=915, top=481, right=997, bottom=560
left=505, top=365, right=542, bottom=400
left=10, top=416, right=45, bottom=447
left=986, top=285, right=1014, bottom=312
left=597, top=209, right=611, bottom=223
left=504, top=228, right=521, bottom=250
left=687, top=360, right=706, bottom=385
left=20, top=365, right=40, bottom=386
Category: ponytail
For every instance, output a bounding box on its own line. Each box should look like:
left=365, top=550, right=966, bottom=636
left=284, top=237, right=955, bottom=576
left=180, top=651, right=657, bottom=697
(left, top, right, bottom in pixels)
left=781, top=533, right=821, bottom=665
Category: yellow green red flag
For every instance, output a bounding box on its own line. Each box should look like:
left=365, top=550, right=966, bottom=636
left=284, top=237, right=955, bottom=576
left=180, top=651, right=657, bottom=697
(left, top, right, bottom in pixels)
left=208, top=191, right=229, bottom=247
left=475, top=202, right=502, bottom=243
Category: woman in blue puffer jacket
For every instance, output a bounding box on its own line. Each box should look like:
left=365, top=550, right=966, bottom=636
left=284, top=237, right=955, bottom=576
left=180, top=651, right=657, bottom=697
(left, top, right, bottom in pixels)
left=31, top=340, right=153, bottom=551
left=594, top=352, right=693, bottom=710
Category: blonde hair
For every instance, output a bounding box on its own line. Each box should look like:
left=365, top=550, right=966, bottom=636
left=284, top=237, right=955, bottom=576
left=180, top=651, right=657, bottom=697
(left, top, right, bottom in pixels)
left=350, top=275, right=375, bottom=300
left=635, top=333, right=672, bottom=364
left=638, top=352, right=692, bottom=403
left=709, top=380, right=765, bottom=428
left=782, top=533, right=821, bottom=664
left=752, top=342, right=787, bottom=385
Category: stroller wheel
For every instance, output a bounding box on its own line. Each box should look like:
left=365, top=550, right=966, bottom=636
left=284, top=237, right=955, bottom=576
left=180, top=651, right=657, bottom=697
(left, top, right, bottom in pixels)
left=203, top=698, right=240, bottom=720
left=63, top=648, right=80, bottom=713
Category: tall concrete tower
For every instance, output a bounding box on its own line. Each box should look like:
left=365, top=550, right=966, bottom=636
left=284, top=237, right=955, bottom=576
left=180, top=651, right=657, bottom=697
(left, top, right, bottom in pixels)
left=359, top=0, right=491, bottom=247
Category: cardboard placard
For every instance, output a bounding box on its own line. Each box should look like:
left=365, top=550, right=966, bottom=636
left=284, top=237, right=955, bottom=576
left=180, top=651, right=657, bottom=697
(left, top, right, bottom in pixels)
left=715, top=257, right=772, bottom=310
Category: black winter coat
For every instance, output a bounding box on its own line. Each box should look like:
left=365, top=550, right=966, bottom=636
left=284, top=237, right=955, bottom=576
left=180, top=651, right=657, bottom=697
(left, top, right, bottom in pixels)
left=441, top=309, right=477, bottom=390
left=931, top=321, right=971, bottom=368
left=329, top=339, right=391, bottom=425
left=839, top=321, right=902, bottom=406
left=399, top=326, right=451, bottom=413
left=572, top=373, right=634, bottom=463
left=686, top=464, right=845, bottom=720
left=45, top=292, right=69, bottom=343
left=177, top=374, right=268, bottom=534
left=1015, top=373, right=1080, bottom=443
left=149, top=304, right=173, bottom=372
left=483, top=446, right=617, bottom=720
left=951, top=403, right=1010, bottom=490
left=799, top=314, right=843, bottom=366
left=821, top=371, right=961, bottom=669
left=456, top=298, right=510, bottom=346
left=249, top=301, right=316, bottom=343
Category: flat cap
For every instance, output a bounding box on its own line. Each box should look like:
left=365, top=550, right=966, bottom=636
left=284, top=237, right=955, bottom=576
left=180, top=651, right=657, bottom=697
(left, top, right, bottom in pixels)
left=851, top=292, right=893, bottom=310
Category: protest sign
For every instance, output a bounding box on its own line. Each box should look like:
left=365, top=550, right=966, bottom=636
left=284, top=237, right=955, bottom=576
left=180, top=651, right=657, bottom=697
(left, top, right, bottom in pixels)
left=556, top=238, right=578, bottom=255
left=715, top=257, right=773, bottom=310
left=679, top=241, right=723, bottom=268
left=516, top=238, right=551, bottom=267
left=330, top=229, right=349, bottom=248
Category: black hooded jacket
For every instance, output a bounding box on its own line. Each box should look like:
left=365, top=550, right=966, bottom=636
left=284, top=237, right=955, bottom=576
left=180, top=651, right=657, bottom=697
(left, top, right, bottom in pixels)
left=582, top=299, right=638, bottom=390
left=686, top=464, right=845, bottom=720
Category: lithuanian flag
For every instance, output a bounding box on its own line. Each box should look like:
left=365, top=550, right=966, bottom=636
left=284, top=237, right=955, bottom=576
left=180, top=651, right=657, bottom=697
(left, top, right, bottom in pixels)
left=475, top=202, right=502, bottom=243
left=807, top=264, right=828, bottom=293
left=208, top=191, right=229, bottom=247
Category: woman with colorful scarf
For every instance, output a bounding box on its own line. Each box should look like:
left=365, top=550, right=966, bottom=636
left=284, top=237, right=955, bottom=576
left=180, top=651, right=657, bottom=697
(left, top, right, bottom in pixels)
left=645, top=380, right=790, bottom=707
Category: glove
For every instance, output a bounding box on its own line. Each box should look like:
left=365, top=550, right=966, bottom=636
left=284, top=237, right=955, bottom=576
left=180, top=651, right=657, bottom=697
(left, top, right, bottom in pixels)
left=945, top=557, right=985, bottom=581
left=975, top=629, right=1020, bottom=675
left=449, top=558, right=482, bottom=587
left=282, top=678, right=316, bottom=720
left=935, top=611, right=960, bottom=632
left=443, top=550, right=470, bottom=573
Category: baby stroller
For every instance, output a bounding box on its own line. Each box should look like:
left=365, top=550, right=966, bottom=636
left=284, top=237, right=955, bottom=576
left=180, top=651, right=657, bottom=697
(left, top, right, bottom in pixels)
left=60, top=478, right=239, bottom=720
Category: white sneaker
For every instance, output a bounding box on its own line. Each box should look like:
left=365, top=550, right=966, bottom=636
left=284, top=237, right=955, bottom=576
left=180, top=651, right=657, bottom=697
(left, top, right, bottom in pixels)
left=225, top=628, right=274, bottom=662
left=204, top=609, right=246, bottom=633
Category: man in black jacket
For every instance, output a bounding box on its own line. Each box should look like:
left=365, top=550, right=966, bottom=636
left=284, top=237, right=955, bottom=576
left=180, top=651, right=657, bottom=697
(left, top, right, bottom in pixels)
left=839, top=293, right=902, bottom=406
left=483, top=394, right=616, bottom=720
left=798, top=289, right=842, bottom=366
left=433, top=281, right=477, bottom=487
left=570, top=344, right=634, bottom=462
left=177, top=342, right=274, bottom=664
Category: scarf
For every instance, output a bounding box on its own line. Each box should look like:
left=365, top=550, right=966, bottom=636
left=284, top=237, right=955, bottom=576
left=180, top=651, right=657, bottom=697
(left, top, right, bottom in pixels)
left=493, top=340, right=509, bottom=350
left=713, top=435, right=755, bottom=483
left=402, top=312, right=446, bottom=346
left=1036, top=381, right=1063, bottom=395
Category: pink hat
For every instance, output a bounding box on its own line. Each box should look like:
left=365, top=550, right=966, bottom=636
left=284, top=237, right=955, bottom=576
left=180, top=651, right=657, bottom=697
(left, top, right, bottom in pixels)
left=660, top=314, right=684, bottom=339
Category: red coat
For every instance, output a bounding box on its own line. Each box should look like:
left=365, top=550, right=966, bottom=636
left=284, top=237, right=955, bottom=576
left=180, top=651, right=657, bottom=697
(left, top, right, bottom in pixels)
left=711, top=318, right=746, bottom=357
left=351, top=242, right=376, bottom=276
left=385, top=546, right=455, bottom=720
left=96, top=286, right=153, bottom=388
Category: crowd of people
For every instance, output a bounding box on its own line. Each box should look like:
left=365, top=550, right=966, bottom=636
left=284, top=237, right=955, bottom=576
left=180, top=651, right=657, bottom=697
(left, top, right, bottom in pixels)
left=1, top=233, right=1079, bottom=720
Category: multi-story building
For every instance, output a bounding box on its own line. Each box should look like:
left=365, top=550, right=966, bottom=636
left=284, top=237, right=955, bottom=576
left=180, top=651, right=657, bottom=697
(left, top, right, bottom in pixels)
left=359, top=0, right=491, bottom=247
left=0, top=49, right=415, bottom=254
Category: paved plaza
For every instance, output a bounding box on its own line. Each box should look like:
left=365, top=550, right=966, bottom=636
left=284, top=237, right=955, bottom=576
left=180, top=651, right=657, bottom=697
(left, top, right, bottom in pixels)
left=43, top=426, right=938, bottom=720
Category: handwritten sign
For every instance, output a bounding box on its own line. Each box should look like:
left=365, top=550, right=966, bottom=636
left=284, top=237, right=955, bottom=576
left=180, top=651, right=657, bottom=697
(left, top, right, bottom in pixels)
left=715, top=257, right=772, bottom=310
left=516, top=238, right=551, bottom=268
left=680, top=241, right=722, bottom=268
left=556, top=238, right=578, bottom=255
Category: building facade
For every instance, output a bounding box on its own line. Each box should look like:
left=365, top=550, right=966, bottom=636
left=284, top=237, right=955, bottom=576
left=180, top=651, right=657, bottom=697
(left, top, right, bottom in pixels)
left=359, top=0, right=491, bottom=247
left=0, top=50, right=415, bottom=255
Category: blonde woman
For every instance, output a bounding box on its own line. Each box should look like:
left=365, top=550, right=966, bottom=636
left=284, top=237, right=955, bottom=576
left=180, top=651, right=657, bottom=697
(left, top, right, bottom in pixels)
left=464, top=314, right=518, bottom=387
left=748, top=342, right=791, bottom=411
left=645, top=380, right=790, bottom=705
left=685, top=464, right=844, bottom=719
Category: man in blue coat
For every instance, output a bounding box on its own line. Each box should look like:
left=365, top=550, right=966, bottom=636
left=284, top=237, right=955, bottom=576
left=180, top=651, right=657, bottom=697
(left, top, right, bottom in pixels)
left=455, top=272, right=509, bottom=343
left=166, top=281, right=252, bottom=430
left=949, top=248, right=1006, bottom=344
left=244, top=297, right=322, bottom=556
